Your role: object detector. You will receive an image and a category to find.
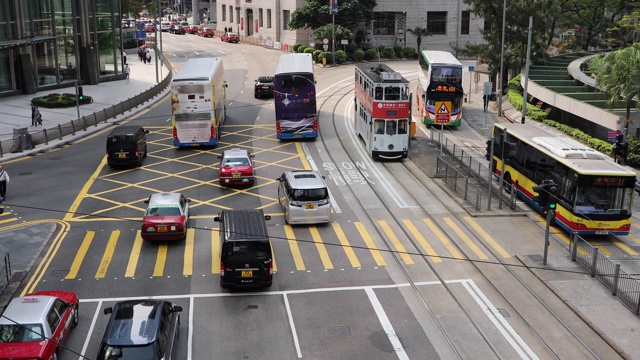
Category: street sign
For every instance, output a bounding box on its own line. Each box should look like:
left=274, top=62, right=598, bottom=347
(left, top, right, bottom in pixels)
left=323, top=38, right=329, bottom=45
left=607, top=130, right=622, bottom=141
left=483, top=82, right=493, bottom=96
left=135, top=31, right=147, bottom=39
left=323, top=45, right=329, bottom=51
left=136, top=22, right=145, bottom=31
left=469, top=65, right=475, bottom=71
left=435, top=101, right=451, bottom=124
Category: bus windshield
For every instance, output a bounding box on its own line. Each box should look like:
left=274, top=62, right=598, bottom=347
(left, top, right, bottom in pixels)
left=430, top=66, right=462, bottom=86
left=574, top=186, right=632, bottom=214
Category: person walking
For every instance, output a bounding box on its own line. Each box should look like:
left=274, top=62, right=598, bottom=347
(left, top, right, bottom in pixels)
left=31, top=104, right=37, bottom=127
left=0, top=165, right=9, bottom=201
left=33, top=106, right=42, bottom=127
left=124, top=64, right=130, bottom=82
left=146, top=51, right=151, bottom=64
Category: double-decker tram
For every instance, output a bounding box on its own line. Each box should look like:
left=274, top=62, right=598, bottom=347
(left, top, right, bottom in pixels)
left=417, top=50, right=464, bottom=127
left=274, top=53, right=318, bottom=139
left=170, top=57, right=226, bottom=147
left=354, top=63, right=411, bottom=160
left=487, top=122, right=636, bottom=235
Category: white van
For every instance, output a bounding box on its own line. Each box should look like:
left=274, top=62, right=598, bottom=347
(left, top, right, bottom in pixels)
left=276, top=170, right=331, bottom=224
left=161, top=21, right=171, bottom=31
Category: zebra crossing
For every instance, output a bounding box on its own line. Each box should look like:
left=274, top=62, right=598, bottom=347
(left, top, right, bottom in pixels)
left=60, top=217, right=515, bottom=280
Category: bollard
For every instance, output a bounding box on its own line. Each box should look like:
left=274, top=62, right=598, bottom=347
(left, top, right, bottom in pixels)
left=58, top=124, right=63, bottom=140
left=590, top=248, right=598, bottom=277
left=70, top=119, right=76, bottom=136
left=112, top=105, right=117, bottom=119
left=44, top=128, right=49, bottom=145
left=82, top=116, right=87, bottom=131
left=570, top=232, right=578, bottom=261
left=463, top=177, right=469, bottom=200
left=612, top=263, right=620, bottom=296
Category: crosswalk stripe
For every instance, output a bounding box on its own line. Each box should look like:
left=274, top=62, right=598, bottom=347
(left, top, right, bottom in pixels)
left=96, top=230, right=119, bottom=278
left=66, top=231, right=94, bottom=279
left=590, top=241, right=613, bottom=256
left=355, top=222, right=386, bottom=266
left=211, top=230, right=220, bottom=274
left=444, top=217, right=489, bottom=260
left=332, top=223, right=361, bottom=268
left=125, top=231, right=143, bottom=277
left=153, top=244, right=168, bottom=277
left=464, top=217, right=511, bottom=259
left=310, top=226, right=334, bottom=269
left=422, top=218, right=463, bottom=261
left=611, top=237, right=639, bottom=256
left=378, top=220, right=414, bottom=265
left=402, top=220, right=441, bottom=263
left=284, top=225, right=305, bottom=271
left=184, top=228, right=195, bottom=275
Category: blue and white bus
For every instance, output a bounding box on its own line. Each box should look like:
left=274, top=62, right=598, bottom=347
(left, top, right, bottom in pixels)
left=171, top=57, right=227, bottom=147
left=274, top=53, right=318, bottom=140
left=417, top=50, right=464, bottom=127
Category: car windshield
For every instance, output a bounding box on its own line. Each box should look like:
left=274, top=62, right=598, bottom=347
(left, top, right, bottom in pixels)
left=0, top=324, right=45, bottom=343
left=223, top=157, right=250, bottom=166
left=223, top=242, right=271, bottom=260
left=146, top=206, right=181, bottom=216
left=98, top=344, right=157, bottom=360
left=291, top=188, right=328, bottom=201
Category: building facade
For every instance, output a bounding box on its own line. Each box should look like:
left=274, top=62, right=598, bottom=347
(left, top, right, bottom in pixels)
left=215, top=0, right=484, bottom=54
left=0, top=0, right=125, bottom=98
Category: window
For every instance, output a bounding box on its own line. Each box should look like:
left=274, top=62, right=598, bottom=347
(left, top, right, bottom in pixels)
left=222, top=5, right=226, bottom=21
left=259, top=8, right=263, bottom=27
left=461, top=11, right=470, bottom=35
left=427, top=12, right=447, bottom=35
left=230, top=6, right=233, bottom=23
left=373, top=12, right=395, bottom=36
left=267, top=9, right=271, bottom=29
left=283, top=10, right=290, bottom=30
left=236, top=7, right=240, bottom=25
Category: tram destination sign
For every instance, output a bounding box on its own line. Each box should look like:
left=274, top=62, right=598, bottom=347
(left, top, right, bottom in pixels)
left=435, top=101, right=452, bottom=124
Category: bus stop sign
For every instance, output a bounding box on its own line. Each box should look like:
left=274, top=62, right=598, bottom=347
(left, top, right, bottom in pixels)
left=435, top=101, right=451, bottom=124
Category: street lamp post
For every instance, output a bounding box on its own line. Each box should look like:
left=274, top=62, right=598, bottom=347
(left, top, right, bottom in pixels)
left=497, top=0, right=507, bottom=117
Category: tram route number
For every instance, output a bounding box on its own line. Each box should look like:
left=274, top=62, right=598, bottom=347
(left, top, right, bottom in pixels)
left=323, top=162, right=374, bottom=186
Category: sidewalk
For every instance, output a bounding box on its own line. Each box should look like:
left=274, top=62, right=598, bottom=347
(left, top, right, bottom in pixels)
left=0, top=49, right=169, bottom=162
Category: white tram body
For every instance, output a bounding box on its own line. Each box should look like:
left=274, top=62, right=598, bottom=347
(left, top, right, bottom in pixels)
left=354, top=63, right=412, bottom=160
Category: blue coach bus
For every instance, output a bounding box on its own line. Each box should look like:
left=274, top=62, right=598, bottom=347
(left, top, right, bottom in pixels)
left=274, top=53, right=318, bottom=139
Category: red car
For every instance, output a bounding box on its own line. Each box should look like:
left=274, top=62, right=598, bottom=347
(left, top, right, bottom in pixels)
left=146, top=24, right=155, bottom=32
left=186, top=25, right=200, bottom=34
left=221, top=32, right=239, bottom=43
left=218, top=148, right=255, bottom=186
left=0, top=291, right=79, bottom=360
left=198, top=28, right=215, bottom=38
left=141, top=192, right=191, bottom=241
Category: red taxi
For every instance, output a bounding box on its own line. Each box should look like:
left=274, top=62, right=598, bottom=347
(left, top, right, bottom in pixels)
left=221, top=32, right=239, bottom=43
left=218, top=148, right=255, bottom=186
left=198, top=28, right=215, bottom=38
left=0, top=291, right=79, bottom=360
left=141, top=192, right=191, bottom=241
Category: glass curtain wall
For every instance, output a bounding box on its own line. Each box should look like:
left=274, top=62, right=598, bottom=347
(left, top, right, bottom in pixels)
left=55, top=0, right=77, bottom=82
left=92, top=0, right=122, bottom=77
left=0, top=2, right=11, bottom=92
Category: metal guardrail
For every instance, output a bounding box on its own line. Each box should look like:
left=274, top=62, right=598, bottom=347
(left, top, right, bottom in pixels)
left=571, top=233, right=640, bottom=316
left=0, top=254, right=11, bottom=294
left=0, top=58, right=173, bottom=158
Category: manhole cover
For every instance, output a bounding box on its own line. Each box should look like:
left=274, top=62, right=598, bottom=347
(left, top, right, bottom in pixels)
left=328, top=326, right=351, bottom=337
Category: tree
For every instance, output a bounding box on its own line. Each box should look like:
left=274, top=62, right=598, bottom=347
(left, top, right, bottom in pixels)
left=406, top=27, right=430, bottom=52
left=313, top=24, right=353, bottom=45
left=595, top=44, right=640, bottom=136
left=289, top=0, right=377, bottom=30
left=121, top=0, right=146, bottom=19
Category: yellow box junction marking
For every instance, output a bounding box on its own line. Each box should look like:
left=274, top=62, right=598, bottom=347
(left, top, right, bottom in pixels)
left=423, top=218, right=463, bottom=261
left=284, top=225, right=306, bottom=271
left=153, top=244, right=168, bottom=277
left=125, top=231, right=144, bottom=277
left=403, top=220, right=441, bottom=263
left=95, top=230, right=119, bottom=278
left=378, top=220, right=414, bottom=265
left=355, top=222, right=386, bottom=266
left=183, top=228, right=195, bottom=275
left=66, top=231, right=94, bottom=279
left=310, top=226, right=334, bottom=269
left=332, top=223, right=361, bottom=268
left=443, top=217, right=488, bottom=260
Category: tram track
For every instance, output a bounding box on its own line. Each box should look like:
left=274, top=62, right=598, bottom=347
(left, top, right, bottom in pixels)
left=315, top=80, right=608, bottom=359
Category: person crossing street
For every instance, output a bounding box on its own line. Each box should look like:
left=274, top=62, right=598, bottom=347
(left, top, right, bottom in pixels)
left=0, top=165, right=9, bottom=201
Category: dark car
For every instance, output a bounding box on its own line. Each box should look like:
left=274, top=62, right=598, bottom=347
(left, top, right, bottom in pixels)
left=106, top=125, right=149, bottom=168
left=171, top=25, right=186, bottom=35
left=254, top=76, right=275, bottom=99
left=97, top=299, right=182, bottom=360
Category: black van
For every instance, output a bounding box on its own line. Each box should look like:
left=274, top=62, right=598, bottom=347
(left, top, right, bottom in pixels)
left=214, top=209, right=273, bottom=289
left=106, top=125, right=149, bottom=168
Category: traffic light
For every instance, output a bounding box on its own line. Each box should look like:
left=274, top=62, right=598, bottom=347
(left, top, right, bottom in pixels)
left=78, top=86, right=84, bottom=101
left=614, top=134, right=628, bottom=165
left=547, top=184, right=558, bottom=210
left=485, top=139, right=492, bottom=160
left=532, top=183, right=549, bottom=209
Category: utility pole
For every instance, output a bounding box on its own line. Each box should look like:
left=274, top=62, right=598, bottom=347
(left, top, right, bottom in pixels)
left=497, top=0, right=507, bottom=117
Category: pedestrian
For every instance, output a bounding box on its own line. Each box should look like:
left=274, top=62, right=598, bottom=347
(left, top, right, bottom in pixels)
left=483, top=94, right=489, bottom=112
left=143, top=53, right=147, bottom=64
left=229, top=26, right=232, bottom=32
left=146, top=51, right=151, bottom=64
left=224, top=26, right=228, bottom=33
left=123, top=53, right=127, bottom=65
left=31, top=103, right=37, bottom=127
left=33, top=106, right=42, bottom=127
left=124, top=64, right=130, bottom=82
left=0, top=165, right=9, bottom=201
left=138, top=48, right=144, bottom=62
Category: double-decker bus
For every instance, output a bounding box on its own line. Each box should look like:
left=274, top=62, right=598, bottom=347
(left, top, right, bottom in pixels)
left=170, top=57, right=226, bottom=147
left=354, top=63, right=412, bottom=159
left=487, top=122, right=636, bottom=235
left=274, top=53, right=317, bottom=140
left=417, top=50, right=464, bottom=127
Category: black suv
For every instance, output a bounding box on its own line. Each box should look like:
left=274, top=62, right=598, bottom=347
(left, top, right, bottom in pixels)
left=96, top=299, right=182, bottom=360
left=254, top=76, right=275, bottom=99
left=106, top=125, right=149, bottom=168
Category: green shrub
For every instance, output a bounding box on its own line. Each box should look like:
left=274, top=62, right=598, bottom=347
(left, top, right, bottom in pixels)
left=313, top=50, right=323, bottom=62
left=324, top=52, right=335, bottom=64
left=335, top=50, right=347, bottom=64
left=292, top=43, right=302, bottom=53
left=297, top=46, right=308, bottom=53
left=345, top=44, right=357, bottom=54
left=365, top=48, right=378, bottom=60
left=304, top=47, right=314, bottom=54
left=354, top=49, right=365, bottom=62
left=393, top=45, right=403, bottom=58
left=31, top=93, right=93, bottom=108
left=402, top=46, right=416, bottom=59
left=317, top=51, right=325, bottom=63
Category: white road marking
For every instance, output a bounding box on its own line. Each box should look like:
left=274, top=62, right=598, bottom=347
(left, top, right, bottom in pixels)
left=365, top=287, right=410, bottom=359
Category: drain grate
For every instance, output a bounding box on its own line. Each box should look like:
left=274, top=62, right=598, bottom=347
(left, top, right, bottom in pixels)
left=328, top=326, right=351, bottom=337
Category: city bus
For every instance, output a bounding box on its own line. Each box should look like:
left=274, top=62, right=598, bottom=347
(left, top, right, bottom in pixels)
left=487, top=122, right=636, bottom=235
left=417, top=50, right=464, bottom=127
left=354, top=63, right=412, bottom=159
left=274, top=53, right=318, bottom=140
left=170, top=57, right=226, bottom=147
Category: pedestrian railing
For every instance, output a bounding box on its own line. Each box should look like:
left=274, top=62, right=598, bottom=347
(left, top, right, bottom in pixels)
left=0, top=253, right=11, bottom=295
left=0, top=57, right=173, bottom=158
left=570, top=233, right=640, bottom=316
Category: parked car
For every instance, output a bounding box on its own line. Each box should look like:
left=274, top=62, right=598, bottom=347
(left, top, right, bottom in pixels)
left=254, top=76, right=275, bottom=99
left=198, top=28, right=215, bottom=38
left=146, top=24, right=155, bottom=32
left=186, top=25, right=200, bottom=34
left=0, top=291, right=79, bottom=360
left=218, top=148, right=255, bottom=186
left=97, top=299, right=182, bottom=360
left=221, top=32, right=239, bottom=43
left=171, top=25, right=186, bottom=35
left=141, top=192, right=191, bottom=241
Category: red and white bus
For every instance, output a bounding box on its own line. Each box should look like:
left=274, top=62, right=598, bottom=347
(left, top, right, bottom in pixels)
left=354, top=63, right=412, bottom=159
